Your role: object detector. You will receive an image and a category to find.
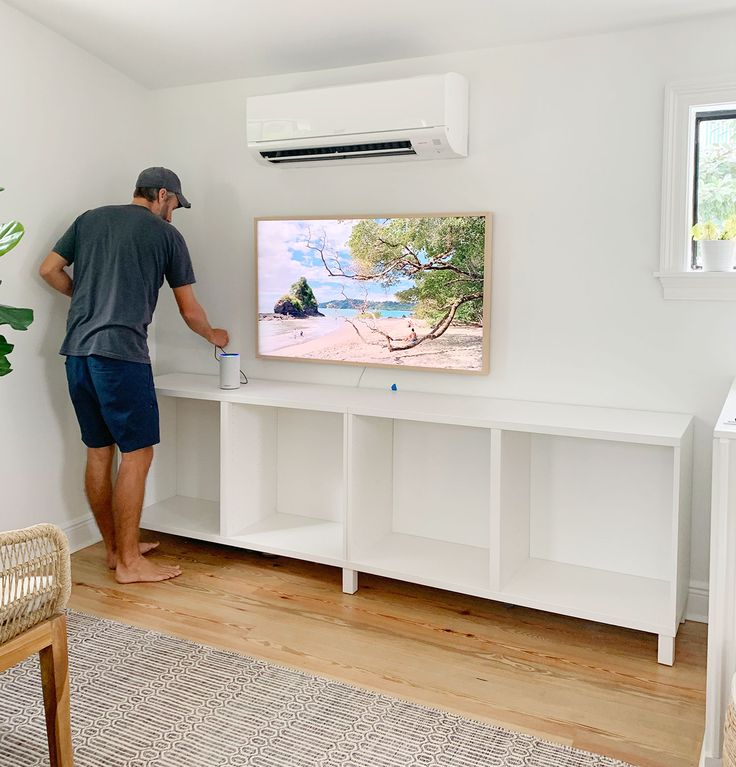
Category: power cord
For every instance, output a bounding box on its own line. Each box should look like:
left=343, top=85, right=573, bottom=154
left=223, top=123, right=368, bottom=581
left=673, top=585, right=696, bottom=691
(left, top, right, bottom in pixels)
left=356, top=367, right=367, bottom=387
left=213, top=345, right=249, bottom=384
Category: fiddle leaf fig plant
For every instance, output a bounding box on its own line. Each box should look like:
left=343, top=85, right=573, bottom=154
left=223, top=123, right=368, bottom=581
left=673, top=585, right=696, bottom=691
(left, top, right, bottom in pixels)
left=0, top=186, right=34, bottom=376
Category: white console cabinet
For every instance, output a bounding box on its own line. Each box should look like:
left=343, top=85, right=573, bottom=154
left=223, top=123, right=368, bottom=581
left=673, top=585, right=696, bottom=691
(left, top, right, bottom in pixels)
left=701, top=379, right=736, bottom=766
left=142, top=374, right=693, bottom=665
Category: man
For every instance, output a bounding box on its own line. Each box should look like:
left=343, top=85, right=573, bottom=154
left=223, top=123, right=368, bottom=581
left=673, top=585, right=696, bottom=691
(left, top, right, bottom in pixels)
left=39, top=167, right=228, bottom=584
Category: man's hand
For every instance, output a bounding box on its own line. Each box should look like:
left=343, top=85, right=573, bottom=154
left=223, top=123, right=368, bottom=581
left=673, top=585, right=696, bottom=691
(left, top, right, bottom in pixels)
left=210, top=328, right=229, bottom=348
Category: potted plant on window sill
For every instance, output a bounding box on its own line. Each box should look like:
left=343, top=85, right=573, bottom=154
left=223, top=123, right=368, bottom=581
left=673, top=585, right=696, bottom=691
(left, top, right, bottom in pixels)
left=692, top=217, right=736, bottom=271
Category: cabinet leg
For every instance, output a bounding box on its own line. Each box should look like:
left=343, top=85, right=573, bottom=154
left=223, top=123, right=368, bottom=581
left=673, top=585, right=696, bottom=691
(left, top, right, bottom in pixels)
left=342, top=568, right=358, bottom=594
left=657, top=635, right=675, bottom=666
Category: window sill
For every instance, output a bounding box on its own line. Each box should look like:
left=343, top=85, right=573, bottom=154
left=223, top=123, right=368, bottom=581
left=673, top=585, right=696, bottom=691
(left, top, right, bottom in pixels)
left=656, top=271, right=736, bottom=300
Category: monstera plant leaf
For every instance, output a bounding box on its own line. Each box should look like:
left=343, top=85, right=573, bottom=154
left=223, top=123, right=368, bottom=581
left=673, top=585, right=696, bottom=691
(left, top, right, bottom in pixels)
left=0, top=304, right=33, bottom=330
left=0, top=185, right=34, bottom=376
left=0, top=221, right=24, bottom=257
left=0, top=334, right=13, bottom=376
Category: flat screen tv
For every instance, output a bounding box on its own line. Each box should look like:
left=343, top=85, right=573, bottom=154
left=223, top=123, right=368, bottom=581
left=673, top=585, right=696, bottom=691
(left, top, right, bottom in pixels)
left=255, top=213, right=491, bottom=374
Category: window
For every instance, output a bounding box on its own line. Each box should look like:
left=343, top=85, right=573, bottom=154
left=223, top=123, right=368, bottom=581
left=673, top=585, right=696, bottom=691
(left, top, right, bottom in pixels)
left=691, top=110, right=736, bottom=269
left=658, top=77, right=736, bottom=299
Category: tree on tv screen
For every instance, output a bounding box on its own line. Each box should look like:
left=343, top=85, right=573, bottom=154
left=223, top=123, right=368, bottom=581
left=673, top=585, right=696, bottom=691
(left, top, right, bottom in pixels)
left=307, top=216, right=485, bottom=351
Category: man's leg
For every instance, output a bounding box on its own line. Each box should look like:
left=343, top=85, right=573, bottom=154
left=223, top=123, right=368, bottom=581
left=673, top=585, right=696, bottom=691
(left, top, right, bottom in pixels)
left=113, top=446, right=181, bottom=584
left=85, top=445, right=116, bottom=565
left=85, top=445, right=161, bottom=569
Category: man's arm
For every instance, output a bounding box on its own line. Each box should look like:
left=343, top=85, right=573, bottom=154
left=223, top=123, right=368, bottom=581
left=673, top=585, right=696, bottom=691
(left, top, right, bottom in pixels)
left=173, top=285, right=229, bottom=347
left=39, top=252, right=73, bottom=297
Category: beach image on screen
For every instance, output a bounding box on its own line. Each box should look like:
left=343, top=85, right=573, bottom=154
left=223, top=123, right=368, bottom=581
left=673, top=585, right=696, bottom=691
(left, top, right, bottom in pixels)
left=256, top=214, right=490, bottom=372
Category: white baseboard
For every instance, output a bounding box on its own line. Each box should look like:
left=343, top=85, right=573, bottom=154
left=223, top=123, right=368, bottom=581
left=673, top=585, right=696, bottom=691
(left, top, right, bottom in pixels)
left=686, top=580, right=709, bottom=623
left=61, top=513, right=102, bottom=553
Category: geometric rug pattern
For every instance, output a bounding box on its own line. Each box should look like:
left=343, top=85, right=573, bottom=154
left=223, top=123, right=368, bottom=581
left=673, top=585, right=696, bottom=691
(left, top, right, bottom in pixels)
left=0, top=611, right=636, bottom=766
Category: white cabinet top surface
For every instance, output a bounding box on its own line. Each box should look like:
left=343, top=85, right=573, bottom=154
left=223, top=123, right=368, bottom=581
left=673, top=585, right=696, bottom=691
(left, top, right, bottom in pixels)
left=714, top=378, right=736, bottom=439
left=155, top=374, right=692, bottom=445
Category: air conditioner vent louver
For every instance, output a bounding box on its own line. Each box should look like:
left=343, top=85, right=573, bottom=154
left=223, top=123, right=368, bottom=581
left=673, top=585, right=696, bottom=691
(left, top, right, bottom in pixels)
left=260, top=140, right=416, bottom=164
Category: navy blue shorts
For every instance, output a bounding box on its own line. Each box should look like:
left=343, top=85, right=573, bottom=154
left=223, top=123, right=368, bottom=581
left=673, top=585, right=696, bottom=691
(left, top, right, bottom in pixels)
left=65, top=355, right=160, bottom=453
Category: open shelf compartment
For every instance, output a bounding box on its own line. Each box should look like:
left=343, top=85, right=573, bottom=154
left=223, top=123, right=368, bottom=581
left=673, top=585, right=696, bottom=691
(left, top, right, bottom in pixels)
left=220, top=402, right=346, bottom=564
left=494, top=429, right=677, bottom=633
left=348, top=414, right=492, bottom=594
left=142, top=396, right=221, bottom=539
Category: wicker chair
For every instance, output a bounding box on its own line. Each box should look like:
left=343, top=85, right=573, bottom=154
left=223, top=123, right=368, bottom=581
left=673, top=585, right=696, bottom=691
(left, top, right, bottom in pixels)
left=0, top=524, right=73, bottom=766
left=725, top=673, right=736, bottom=767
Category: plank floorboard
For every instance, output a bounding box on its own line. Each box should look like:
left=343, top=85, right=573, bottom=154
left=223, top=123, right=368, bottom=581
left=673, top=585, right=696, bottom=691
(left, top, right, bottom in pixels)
left=69, top=533, right=707, bottom=767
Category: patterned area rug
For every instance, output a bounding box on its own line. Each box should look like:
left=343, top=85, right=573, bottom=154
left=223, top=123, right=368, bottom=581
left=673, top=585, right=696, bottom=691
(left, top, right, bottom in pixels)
left=0, top=611, right=635, bottom=767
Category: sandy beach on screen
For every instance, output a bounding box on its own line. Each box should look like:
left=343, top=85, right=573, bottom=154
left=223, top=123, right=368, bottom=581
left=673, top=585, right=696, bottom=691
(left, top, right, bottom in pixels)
left=259, top=316, right=484, bottom=370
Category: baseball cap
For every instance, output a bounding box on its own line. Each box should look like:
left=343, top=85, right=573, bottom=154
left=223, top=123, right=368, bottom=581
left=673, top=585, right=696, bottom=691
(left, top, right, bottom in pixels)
left=135, top=167, right=191, bottom=209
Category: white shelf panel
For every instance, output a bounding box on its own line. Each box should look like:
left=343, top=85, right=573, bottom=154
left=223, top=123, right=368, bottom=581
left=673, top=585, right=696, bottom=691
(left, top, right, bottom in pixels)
left=156, top=373, right=349, bottom=413
left=142, top=496, right=220, bottom=539
left=154, top=373, right=692, bottom=446
left=351, top=533, right=490, bottom=595
left=501, top=559, right=672, bottom=634
left=142, top=500, right=344, bottom=566
left=348, top=394, right=690, bottom=446
left=229, top=514, right=344, bottom=564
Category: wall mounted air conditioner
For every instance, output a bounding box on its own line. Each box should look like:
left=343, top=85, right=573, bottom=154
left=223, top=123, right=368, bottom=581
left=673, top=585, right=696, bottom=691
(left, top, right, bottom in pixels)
left=246, top=72, right=468, bottom=167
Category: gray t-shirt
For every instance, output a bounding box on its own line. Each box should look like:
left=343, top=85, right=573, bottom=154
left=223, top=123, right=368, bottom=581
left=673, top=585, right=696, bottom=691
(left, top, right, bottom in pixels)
left=55, top=204, right=195, bottom=364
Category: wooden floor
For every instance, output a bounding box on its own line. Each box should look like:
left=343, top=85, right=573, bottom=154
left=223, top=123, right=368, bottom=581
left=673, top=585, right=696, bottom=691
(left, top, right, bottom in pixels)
left=69, top=533, right=707, bottom=767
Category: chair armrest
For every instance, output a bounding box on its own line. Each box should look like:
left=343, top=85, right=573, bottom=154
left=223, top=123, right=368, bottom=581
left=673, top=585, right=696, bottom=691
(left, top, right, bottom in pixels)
left=0, top=524, right=71, bottom=644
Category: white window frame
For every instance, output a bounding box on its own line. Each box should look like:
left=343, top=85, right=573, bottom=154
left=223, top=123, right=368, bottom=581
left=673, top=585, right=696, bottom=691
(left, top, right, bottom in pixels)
left=657, top=76, right=736, bottom=300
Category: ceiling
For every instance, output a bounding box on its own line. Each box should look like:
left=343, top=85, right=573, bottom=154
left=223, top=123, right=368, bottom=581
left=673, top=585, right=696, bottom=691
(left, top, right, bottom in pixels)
left=7, top=0, right=736, bottom=89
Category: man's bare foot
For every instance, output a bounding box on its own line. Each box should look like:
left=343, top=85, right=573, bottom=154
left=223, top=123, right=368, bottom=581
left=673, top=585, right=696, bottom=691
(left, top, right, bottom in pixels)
left=115, top=557, right=182, bottom=584
left=107, top=541, right=160, bottom=569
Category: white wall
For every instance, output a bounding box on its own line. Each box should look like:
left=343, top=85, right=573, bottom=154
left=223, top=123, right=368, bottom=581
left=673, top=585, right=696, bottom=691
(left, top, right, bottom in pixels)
left=0, top=0, right=150, bottom=543
left=150, top=12, right=736, bottom=611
